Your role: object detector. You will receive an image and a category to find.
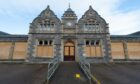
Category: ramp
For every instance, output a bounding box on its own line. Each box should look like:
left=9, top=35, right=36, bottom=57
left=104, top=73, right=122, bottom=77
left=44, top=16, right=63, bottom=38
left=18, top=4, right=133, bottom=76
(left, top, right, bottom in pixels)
left=49, top=62, right=90, bottom=84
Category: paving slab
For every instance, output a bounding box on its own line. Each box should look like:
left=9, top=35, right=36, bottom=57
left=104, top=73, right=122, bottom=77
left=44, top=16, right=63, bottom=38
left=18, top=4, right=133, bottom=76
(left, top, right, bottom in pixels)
left=91, top=63, right=140, bottom=84
left=0, top=64, right=48, bottom=84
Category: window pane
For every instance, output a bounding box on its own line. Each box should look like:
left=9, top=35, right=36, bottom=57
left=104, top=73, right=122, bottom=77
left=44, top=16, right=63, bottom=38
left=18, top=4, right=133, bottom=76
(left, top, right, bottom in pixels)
left=40, top=24, right=43, bottom=28
left=44, top=40, right=48, bottom=45
left=96, top=40, right=100, bottom=46
left=70, top=47, right=74, bottom=56
left=49, top=40, right=53, bottom=45
left=64, top=47, right=69, bottom=56
left=86, top=40, right=90, bottom=45
left=91, top=40, right=95, bottom=45
left=39, top=40, right=43, bottom=45
left=44, top=24, right=46, bottom=27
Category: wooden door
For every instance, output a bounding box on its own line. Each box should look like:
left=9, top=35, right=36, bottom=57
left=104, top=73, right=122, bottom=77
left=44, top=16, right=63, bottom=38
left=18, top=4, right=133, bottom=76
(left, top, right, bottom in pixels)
left=64, top=42, right=75, bottom=61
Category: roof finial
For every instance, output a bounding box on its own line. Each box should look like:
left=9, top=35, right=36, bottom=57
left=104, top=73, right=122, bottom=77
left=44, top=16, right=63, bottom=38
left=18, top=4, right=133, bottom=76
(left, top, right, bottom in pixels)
left=89, top=5, right=93, bottom=9
left=69, top=3, right=71, bottom=8
left=47, top=5, right=50, bottom=9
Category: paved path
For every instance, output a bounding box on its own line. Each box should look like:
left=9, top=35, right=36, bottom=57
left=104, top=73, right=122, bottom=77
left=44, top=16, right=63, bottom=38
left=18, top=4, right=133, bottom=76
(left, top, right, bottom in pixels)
left=91, top=63, right=140, bottom=84
left=49, top=62, right=90, bottom=84
left=1, top=63, right=140, bottom=84
left=0, top=64, right=48, bottom=84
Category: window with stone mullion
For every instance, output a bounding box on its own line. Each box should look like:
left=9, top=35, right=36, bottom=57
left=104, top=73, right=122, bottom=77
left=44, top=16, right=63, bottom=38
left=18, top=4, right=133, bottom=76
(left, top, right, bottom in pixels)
left=38, top=40, right=53, bottom=46
left=84, top=21, right=97, bottom=31
left=85, top=40, right=100, bottom=46
left=39, top=20, right=55, bottom=30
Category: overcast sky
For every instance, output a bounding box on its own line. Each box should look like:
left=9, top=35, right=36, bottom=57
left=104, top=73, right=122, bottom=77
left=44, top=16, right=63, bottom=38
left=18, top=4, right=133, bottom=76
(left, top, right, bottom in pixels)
left=0, top=0, right=140, bottom=35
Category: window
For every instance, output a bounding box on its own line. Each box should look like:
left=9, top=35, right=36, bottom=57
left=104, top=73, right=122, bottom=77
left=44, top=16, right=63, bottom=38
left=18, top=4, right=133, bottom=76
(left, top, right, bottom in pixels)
left=37, top=40, right=54, bottom=57
left=91, top=40, right=95, bottom=45
left=84, top=20, right=99, bottom=32
left=96, top=40, right=100, bottom=46
left=44, top=40, right=48, bottom=45
left=39, top=20, right=55, bottom=31
left=86, top=40, right=98, bottom=46
left=40, top=24, right=43, bottom=28
left=84, top=24, right=97, bottom=31
left=86, top=40, right=90, bottom=45
left=39, top=40, right=43, bottom=45
left=85, top=40, right=102, bottom=57
left=38, top=40, right=53, bottom=46
left=49, top=40, right=53, bottom=45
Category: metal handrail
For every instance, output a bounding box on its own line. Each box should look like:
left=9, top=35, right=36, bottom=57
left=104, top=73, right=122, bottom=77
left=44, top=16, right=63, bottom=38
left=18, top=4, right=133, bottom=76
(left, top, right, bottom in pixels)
left=44, top=56, right=61, bottom=84
left=79, top=55, right=101, bottom=84
left=79, top=56, right=92, bottom=81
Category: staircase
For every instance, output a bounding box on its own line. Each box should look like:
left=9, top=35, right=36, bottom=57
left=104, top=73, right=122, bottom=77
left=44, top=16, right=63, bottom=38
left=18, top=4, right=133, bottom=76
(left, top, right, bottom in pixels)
left=49, top=62, right=91, bottom=84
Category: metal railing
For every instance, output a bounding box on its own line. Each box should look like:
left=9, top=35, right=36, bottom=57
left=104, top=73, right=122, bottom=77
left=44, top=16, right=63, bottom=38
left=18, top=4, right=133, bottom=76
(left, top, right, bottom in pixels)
left=44, top=56, right=61, bottom=84
left=78, top=55, right=101, bottom=84
left=79, top=55, right=92, bottom=82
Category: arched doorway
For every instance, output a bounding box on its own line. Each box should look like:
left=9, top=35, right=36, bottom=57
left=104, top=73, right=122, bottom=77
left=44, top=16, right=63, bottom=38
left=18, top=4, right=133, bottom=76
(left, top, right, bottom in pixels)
left=64, top=41, right=75, bottom=61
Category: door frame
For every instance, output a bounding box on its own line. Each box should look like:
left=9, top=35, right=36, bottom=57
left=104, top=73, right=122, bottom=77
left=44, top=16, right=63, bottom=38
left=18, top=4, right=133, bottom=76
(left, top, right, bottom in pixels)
left=63, top=41, right=75, bottom=61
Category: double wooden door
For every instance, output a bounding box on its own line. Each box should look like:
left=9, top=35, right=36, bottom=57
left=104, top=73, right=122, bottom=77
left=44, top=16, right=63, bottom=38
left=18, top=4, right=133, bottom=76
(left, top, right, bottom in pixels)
left=64, top=42, right=75, bottom=61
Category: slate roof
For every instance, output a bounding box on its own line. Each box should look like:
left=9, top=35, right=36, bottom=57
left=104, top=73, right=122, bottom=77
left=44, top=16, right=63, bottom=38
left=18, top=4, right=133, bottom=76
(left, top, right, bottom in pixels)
left=111, top=31, right=140, bottom=40
left=0, top=31, right=140, bottom=41
left=0, top=31, right=10, bottom=35
left=129, top=31, right=140, bottom=36
left=111, top=35, right=140, bottom=40
left=0, top=31, right=28, bottom=42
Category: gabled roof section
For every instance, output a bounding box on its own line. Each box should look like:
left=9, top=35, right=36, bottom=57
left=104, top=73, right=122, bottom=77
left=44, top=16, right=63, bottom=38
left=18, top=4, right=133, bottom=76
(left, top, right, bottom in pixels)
left=84, top=6, right=98, bottom=17
left=78, top=6, right=107, bottom=25
left=31, top=5, right=60, bottom=25
left=39, top=5, right=56, bottom=18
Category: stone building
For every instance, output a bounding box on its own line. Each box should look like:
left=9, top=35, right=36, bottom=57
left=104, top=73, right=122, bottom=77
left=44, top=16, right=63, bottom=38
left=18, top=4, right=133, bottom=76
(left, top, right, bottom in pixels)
left=0, top=5, right=140, bottom=63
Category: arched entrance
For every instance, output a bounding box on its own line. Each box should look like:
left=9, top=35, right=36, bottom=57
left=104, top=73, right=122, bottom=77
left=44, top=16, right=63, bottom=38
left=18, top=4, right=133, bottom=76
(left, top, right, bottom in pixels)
left=64, top=41, right=75, bottom=61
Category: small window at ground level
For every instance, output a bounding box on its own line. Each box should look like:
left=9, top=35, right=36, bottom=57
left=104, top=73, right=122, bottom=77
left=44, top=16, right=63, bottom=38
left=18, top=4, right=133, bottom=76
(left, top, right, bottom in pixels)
left=96, top=40, right=100, bottom=46
left=91, top=40, right=95, bottom=45
left=44, top=40, right=48, bottom=45
left=49, top=40, right=53, bottom=45
left=38, top=40, right=53, bottom=46
left=86, top=40, right=90, bottom=45
left=39, top=40, right=43, bottom=45
left=85, top=40, right=101, bottom=46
